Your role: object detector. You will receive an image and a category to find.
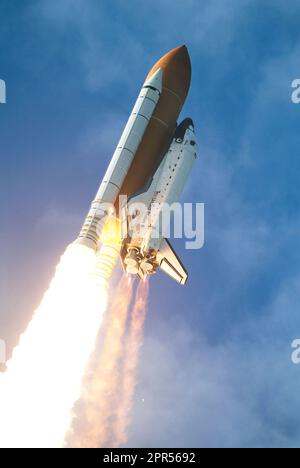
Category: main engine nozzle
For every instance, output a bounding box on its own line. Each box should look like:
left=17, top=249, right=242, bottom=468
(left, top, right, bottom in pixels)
left=124, top=248, right=141, bottom=275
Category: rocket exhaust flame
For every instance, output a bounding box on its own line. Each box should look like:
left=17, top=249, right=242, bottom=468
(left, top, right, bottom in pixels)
left=66, top=274, right=134, bottom=448
left=0, top=243, right=116, bottom=448
left=66, top=276, right=149, bottom=448
left=112, top=278, right=149, bottom=447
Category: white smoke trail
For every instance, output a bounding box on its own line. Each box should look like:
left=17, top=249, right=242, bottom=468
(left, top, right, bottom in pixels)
left=0, top=243, right=115, bottom=448
left=112, top=278, right=149, bottom=447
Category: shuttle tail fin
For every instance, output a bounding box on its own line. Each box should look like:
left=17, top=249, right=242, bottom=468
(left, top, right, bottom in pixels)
left=157, top=239, right=188, bottom=285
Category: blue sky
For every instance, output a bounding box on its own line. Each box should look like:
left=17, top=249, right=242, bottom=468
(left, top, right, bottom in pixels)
left=1, top=0, right=300, bottom=447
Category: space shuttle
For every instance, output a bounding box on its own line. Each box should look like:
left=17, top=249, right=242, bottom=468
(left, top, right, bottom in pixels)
left=76, top=45, right=198, bottom=285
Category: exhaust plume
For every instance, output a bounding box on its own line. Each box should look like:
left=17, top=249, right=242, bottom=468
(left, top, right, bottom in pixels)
left=0, top=243, right=117, bottom=448
left=112, top=278, right=150, bottom=447
left=66, top=274, right=134, bottom=448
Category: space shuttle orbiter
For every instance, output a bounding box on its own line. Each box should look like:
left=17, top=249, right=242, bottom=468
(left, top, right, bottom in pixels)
left=76, top=46, right=198, bottom=285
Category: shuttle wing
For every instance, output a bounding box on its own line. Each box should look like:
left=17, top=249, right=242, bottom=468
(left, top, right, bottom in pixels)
left=157, top=239, right=188, bottom=285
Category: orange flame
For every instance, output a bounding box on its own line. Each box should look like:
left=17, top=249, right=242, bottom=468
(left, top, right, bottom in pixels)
left=112, top=278, right=150, bottom=447
left=66, top=274, right=134, bottom=448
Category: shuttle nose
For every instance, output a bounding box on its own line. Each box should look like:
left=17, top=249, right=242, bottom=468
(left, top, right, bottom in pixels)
left=174, top=118, right=194, bottom=141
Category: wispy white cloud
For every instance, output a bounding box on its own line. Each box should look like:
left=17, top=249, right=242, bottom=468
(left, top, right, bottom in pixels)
left=34, top=207, right=81, bottom=232
left=36, top=0, right=149, bottom=91
left=34, top=0, right=253, bottom=93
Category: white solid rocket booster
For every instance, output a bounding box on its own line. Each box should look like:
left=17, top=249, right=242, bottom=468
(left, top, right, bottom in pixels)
left=77, top=68, right=163, bottom=250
